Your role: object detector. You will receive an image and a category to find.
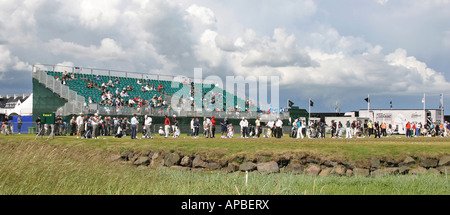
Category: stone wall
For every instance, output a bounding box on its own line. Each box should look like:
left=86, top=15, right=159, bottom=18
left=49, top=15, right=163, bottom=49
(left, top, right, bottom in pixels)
left=111, top=151, right=450, bottom=177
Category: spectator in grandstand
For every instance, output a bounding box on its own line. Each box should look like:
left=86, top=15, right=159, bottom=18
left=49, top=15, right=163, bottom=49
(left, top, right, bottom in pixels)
left=158, top=84, right=164, bottom=92
left=70, top=73, right=76, bottom=80
left=164, top=115, right=171, bottom=138
left=127, top=85, right=134, bottom=92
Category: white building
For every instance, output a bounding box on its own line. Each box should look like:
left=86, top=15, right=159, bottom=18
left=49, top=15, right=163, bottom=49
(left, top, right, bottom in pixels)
left=359, top=109, right=443, bottom=134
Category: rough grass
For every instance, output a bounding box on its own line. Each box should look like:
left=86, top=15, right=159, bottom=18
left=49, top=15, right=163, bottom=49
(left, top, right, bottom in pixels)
left=0, top=135, right=449, bottom=195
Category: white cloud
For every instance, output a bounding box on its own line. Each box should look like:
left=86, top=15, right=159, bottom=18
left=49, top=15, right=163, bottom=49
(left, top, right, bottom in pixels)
left=186, top=4, right=217, bottom=26
left=47, top=38, right=127, bottom=61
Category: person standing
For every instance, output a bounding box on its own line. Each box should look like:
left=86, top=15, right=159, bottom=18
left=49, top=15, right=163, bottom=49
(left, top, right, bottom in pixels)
left=76, top=114, right=84, bottom=139
left=240, top=118, right=249, bottom=138
left=17, top=115, right=22, bottom=134
left=346, top=120, right=352, bottom=139
left=367, top=120, right=373, bottom=137
left=255, top=117, right=261, bottom=138
left=131, top=114, right=139, bottom=139
left=171, top=115, right=177, bottom=137
left=194, top=118, right=200, bottom=137
left=220, top=118, right=228, bottom=138
left=70, top=116, right=76, bottom=136
left=296, top=118, right=304, bottom=139
left=164, top=115, right=171, bottom=138
left=190, top=118, right=195, bottom=137
left=144, top=115, right=153, bottom=139
left=267, top=120, right=275, bottom=138
left=381, top=122, right=387, bottom=137
left=275, top=118, right=283, bottom=138
left=405, top=122, right=411, bottom=138
left=91, top=114, right=99, bottom=139
left=211, top=116, right=216, bottom=138
left=374, top=122, right=381, bottom=138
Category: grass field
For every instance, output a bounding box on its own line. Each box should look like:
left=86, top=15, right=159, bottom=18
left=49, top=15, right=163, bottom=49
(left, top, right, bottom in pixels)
left=0, top=134, right=449, bottom=195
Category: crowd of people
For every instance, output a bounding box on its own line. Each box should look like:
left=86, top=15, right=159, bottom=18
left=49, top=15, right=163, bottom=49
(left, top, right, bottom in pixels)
left=4, top=111, right=449, bottom=140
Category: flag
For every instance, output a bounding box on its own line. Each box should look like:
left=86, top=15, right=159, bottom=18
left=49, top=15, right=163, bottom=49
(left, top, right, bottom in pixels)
left=310, top=100, right=314, bottom=107
left=288, top=100, right=294, bottom=107
left=365, top=97, right=370, bottom=103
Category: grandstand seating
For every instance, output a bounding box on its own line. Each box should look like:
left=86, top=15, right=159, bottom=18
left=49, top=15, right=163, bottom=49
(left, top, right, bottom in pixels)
left=45, top=71, right=248, bottom=112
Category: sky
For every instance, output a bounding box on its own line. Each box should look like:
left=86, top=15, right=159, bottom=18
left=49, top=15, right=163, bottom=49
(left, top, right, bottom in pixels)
left=0, top=0, right=449, bottom=113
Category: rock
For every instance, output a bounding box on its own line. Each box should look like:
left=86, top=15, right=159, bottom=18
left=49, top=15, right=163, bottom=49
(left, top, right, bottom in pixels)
left=370, top=158, right=381, bottom=170
left=239, top=162, right=257, bottom=172
left=409, top=167, right=428, bottom=175
left=257, top=161, right=280, bottom=174
left=150, top=152, right=164, bottom=168
left=438, top=155, right=450, bottom=166
left=319, top=168, right=332, bottom=177
left=225, top=163, right=239, bottom=173
left=120, top=151, right=133, bottom=161
left=207, top=163, right=222, bottom=170
left=346, top=169, right=353, bottom=177
left=305, top=164, right=321, bottom=176
left=353, top=168, right=370, bottom=177
left=399, top=166, right=410, bottom=175
left=284, top=162, right=304, bottom=174
left=164, top=153, right=181, bottom=167
left=109, top=155, right=122, bottom=162
left=180, top=156, right=192, bottom=167
left=399, top=156, right=416, bottom=167
left=420, top=158, right=438, bottom=168
left=371, top=168, right=399, bottom=177
left=437, top=166, right=450, bottom=174
left=192, top=156, right=208, bottom=168
left=134, top=156, right=151, bottom=166
left=331, top=165, right=347, bottom=176
left=323, top=161, right=338, bottom=167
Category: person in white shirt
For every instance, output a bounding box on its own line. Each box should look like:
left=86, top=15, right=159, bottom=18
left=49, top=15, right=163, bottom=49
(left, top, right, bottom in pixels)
left=143, top=115, right=153, bottom=139
left=76, top=113, right=84, bottom=139
left=91, top=114, right=99, bottom=139
left=267, top=120, right=274, bottom=138
left=275, top=118, right=283, bottom=138
left=240, top=118, right=249, bottom=138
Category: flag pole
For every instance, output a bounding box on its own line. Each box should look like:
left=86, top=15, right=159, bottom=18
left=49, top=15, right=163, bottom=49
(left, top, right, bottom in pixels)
left=309, top=98, right=311, bottom=126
